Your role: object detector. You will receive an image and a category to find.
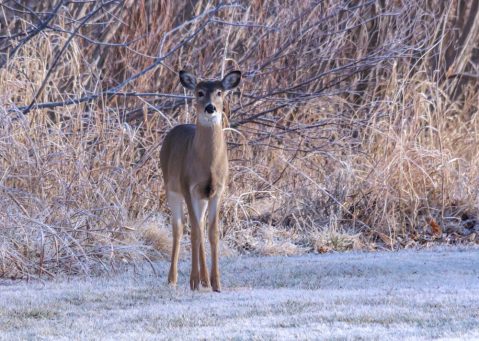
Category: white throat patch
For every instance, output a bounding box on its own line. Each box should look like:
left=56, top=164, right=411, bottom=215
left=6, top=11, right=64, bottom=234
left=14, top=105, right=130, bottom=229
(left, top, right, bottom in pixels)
left=198, top=111, right=222, bottom=127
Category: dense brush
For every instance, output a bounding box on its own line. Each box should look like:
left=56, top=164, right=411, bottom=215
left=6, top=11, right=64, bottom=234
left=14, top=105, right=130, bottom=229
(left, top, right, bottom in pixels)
left=0, top=0, right=478, bottom=278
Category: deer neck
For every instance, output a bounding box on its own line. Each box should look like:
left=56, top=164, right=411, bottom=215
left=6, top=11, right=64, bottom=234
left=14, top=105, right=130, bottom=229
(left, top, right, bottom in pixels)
left=192, top=120, right=226, bottom=167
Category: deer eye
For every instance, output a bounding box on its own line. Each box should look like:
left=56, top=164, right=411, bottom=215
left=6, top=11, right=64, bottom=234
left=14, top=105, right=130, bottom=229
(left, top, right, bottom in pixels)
left=217, top=90, right=222, bottom=96
left=197, top=90, right=204, bottom=97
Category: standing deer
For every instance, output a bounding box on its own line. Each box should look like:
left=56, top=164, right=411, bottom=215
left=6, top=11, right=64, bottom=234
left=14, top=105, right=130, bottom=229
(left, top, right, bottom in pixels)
left=160, top=70, right=241, bottom=291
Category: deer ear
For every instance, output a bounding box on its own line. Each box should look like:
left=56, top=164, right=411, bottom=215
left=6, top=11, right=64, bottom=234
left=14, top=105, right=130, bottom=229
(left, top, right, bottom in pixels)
left=222, top=70, right=241, bottom=90
left=179, top=70, right=196, bottom=90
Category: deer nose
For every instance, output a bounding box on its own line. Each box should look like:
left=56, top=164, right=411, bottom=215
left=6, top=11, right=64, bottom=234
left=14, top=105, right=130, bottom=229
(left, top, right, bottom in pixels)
left=205, top=104, right=216, bottom=114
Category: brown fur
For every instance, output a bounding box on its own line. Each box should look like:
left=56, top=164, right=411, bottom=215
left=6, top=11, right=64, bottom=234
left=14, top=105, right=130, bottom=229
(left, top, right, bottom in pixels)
left=160, top=70, right=241, bottom=291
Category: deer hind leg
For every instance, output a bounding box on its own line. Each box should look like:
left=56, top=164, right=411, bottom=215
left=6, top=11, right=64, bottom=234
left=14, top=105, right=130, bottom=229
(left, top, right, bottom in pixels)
left=186, top=188, right=208, bottom=290
left=208, top=194, right=222, bottom=292
left=167, top=191, right=184, bottom=286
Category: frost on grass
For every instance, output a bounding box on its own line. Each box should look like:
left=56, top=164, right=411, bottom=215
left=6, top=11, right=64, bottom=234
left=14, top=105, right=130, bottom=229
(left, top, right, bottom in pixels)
left=0, top=247, right=478, bottom=340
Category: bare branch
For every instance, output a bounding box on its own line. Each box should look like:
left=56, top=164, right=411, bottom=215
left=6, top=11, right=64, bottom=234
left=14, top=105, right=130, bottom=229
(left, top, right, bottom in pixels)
left=0, top=0, right=64, bottom=69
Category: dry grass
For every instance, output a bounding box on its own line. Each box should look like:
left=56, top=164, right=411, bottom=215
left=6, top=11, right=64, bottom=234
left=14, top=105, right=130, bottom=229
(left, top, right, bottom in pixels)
left=0, top=0, right=478, bottom=277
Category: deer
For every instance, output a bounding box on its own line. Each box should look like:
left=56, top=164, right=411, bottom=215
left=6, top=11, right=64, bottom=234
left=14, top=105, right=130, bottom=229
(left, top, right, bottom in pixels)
left=160, top=69, right=241, bottom=292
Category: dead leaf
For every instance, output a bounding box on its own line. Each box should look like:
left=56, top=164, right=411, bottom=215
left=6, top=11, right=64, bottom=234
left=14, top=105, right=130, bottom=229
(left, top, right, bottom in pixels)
left=426, top=217, right=442, bottom=236
left=317, top=245, right=331, bottom=253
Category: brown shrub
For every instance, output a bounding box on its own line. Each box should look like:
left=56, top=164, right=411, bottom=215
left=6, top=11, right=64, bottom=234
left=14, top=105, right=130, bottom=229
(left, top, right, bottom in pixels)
left=0, top=0, right=478, bottom=277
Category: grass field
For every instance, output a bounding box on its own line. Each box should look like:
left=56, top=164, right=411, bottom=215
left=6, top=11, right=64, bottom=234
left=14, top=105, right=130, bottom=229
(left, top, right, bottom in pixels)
left=1, top=3, right=478, bottom=338
left=1, top=247, right=478, bottom=340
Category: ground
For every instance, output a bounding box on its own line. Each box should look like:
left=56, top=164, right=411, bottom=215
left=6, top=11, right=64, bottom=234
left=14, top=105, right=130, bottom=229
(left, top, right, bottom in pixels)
left=0, top=247, right=478, bottom=340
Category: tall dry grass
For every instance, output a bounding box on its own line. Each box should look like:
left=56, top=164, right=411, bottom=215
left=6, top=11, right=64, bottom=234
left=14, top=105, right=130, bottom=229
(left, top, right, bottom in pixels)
left=0, top=0, right=478, bottom=277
